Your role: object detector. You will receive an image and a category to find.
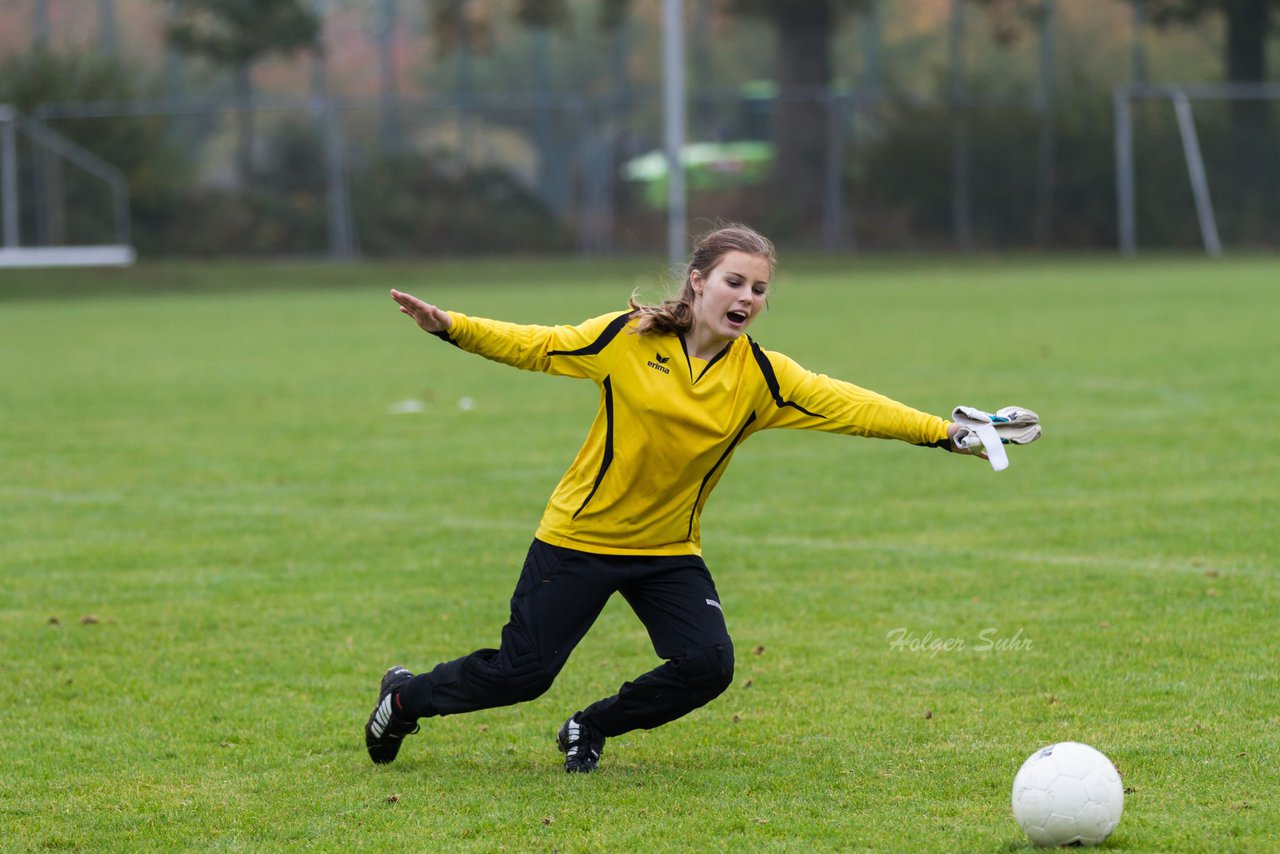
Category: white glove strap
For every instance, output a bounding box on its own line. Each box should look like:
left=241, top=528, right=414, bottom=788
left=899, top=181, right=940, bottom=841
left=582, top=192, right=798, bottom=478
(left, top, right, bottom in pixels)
left=971, top=422, right=1008, bottom=472
left=952, top=405, right=1011, bottom=472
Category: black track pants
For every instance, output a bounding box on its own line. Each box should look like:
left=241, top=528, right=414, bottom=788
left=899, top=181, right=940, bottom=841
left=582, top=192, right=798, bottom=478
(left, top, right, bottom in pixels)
left=396, top=539, right=735, bottom=737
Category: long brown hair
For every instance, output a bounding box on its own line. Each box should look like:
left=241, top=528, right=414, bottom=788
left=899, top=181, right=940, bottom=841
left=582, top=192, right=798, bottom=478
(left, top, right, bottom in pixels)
left=629, top=223, right=777, bottom=336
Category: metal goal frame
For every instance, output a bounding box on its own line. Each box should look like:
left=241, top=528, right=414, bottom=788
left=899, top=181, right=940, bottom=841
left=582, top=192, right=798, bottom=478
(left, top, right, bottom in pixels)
left=0, top=104, right=135, bottom=268
left=1114, top=81, right=1280, bottom=257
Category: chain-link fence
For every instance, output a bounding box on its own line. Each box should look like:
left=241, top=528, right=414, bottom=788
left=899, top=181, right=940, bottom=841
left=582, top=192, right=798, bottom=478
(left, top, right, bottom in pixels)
left=3, top=1, right=1277, bottom=258
left=16, top=90, right=1273, bottom=258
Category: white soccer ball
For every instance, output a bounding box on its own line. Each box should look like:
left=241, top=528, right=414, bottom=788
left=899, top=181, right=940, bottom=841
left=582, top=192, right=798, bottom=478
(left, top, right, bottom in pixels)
left=1011, top=741, right=1124, bottom=847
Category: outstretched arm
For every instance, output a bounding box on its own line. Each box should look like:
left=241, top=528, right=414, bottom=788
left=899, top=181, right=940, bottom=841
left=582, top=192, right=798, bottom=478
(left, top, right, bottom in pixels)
left=750, top=346, right=1029, bottom=463
left=391, top=288, right=631, bottom=381
left=391, top=289, right=452, bottom=333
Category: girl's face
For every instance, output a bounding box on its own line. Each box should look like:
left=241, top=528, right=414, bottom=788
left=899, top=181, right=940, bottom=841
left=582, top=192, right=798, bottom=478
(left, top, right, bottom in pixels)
left=689, top=250, right=772, bottom=348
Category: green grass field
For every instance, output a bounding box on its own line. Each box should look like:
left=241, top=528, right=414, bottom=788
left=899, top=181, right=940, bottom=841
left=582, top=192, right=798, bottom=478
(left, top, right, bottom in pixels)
left=2, top=255, right=1276, bottom=851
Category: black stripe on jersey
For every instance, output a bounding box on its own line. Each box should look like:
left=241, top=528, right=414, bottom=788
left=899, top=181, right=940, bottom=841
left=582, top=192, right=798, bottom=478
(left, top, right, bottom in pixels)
left=686, top=412, right=757, bottom=539
left=431, top=329, right=460, bottom=347
left=676, top=335, right=731, bottom=383
left=548, top=311, right=636, bottom=358
left=572, top=376, right=614, bottom=520
left=747, top=338, right=825, bottom=419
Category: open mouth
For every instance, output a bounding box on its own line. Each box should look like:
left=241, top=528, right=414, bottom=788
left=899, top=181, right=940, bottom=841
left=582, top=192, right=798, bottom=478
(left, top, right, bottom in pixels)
left=726, top=310, right=749, bottom=327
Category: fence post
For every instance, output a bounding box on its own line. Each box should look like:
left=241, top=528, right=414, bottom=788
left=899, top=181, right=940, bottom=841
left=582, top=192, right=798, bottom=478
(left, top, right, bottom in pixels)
left=321, top=98, right=356, bottom=260
left=1033, top=0, right=1057, bottom=247
left=1, top=106, right=19, bottom=249
left=822, top=91, right=848, bottom=251
left=949, top=0, right=973, bottom=250
left=662, top=0, right=687, bottom=269
left=1114, top=86, right=1136, bottom=256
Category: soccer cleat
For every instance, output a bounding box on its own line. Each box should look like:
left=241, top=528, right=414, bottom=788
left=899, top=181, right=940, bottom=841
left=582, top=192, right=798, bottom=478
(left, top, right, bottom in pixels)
left=556, top=713, right=606, bottom=773
left=364, top=666, right=420, bottom=764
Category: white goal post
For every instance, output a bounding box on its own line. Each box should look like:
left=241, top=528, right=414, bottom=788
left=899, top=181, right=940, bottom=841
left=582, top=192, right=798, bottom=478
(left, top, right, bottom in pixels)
left=1114, top=82, right=1280, bottom=257
left=0, top=104, right=135, bottom=268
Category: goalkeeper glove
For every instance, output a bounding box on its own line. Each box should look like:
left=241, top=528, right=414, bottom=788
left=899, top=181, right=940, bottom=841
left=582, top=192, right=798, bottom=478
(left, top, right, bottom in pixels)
left=951, top=406, right=1041, bottom=472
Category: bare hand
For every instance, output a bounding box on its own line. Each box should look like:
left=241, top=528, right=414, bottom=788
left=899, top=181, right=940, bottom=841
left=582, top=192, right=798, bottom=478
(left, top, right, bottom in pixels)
left=391, top=289, right=453, bottom=333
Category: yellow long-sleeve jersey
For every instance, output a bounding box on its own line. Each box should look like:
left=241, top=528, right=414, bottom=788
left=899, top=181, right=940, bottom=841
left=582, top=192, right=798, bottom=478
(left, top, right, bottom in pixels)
left=437, top=310, right=951, bottom=556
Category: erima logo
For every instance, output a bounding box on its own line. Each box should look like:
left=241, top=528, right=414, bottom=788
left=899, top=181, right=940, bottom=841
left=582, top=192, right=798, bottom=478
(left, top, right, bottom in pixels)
left=647, top=352, right=671, bottom=374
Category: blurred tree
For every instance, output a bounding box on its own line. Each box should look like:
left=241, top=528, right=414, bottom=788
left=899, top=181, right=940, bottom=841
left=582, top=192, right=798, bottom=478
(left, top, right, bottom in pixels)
left=162, top=0, right=189, bottom=94
left=98, top=0, right=120, bottom=55
left=1131, top=0, right=1150, bottom=83
left=599, top=0, right=630, bottom=31
left=376, top=0, right=402, bottom=154
left=1147, top=0, right=1277, bottom=85
left=165, top=0, right=321, bottom=184
left=520, top=0, right=571, bottom=213
left=1147, top=0, right=1278, bottom=225
left=430, top=0, right=572, bottom=211
left=515, top=0, right=571, bottom=28
left=428, top=0, right=490, bottom=157
left=33, top=0, right=51, bottom=50
left=429, top=0, right=494, bottom=55
left=1146, top=0, right=1277, bottom=130
left=968, top=1, right=1061, bottom=244
left=727, top=0, right=872, bottom=233
left=974, top=0, right=1039, bottom=44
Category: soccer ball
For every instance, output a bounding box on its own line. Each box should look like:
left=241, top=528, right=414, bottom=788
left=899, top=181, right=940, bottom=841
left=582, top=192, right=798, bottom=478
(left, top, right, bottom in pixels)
left=1011, top=741, right=1124, bottom=847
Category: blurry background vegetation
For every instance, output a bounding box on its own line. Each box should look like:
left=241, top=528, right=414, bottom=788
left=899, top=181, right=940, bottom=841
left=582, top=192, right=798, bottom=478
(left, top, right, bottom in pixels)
left=0, top=0, right=1276, bottom=256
